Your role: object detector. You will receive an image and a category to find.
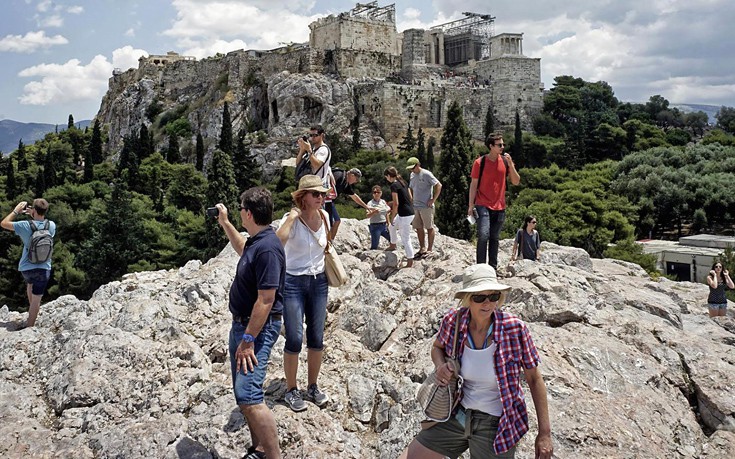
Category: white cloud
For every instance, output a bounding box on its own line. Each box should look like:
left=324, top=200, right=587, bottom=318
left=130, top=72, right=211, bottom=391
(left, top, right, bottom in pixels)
left=124, top=28, right=135, bottom=38
left=163, top=0, right=322, bottom=54
left=36, top=0, right=52, bottom=12
left=38, top=14, right=64, bottom=28
left=0, top=30, right=68, bottom=53
left=17, top=46, right=148, bottom=106
left=67, top=5, right=84, bottom=14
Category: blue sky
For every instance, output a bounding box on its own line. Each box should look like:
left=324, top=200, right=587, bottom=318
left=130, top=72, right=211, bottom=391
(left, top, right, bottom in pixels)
left=2, top=0, right=734, bottom=124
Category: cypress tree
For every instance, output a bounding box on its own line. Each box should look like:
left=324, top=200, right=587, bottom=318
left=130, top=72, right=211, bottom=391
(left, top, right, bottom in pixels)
left=166, top=133, right=180, bottom=164
left=88, top=120, right=103, bottom=165
left=67, top=114, right=75, bottom=130
left=484, top=105, right=494, bottom=140
left=17, top=140, right=28, bottom=171
left=83, top=152, right=94, bottom=182
left=351, top=115, right=361, bottom=152
left=5, top=158, right=17, bottom=199
left=43, top=147, right=57, bottom=189
left=426, top=136, right=437, bottom=170
left=233, top=130, right=260, bottom=191
left=195, top=132, right=204, bottom=172
left=514, top=110, right=524, bottom=166
left=397, top=123, right=416, bottom=156
left=218, top=101, right=233, bottom=156
left=35, top=166, right=46, bottom=196
left=117, top=135, right=140, bottom=189
left=416, top=128, right=426, bottom=165
left=436, top=101, right=473, bottom=240
left=139, top=124, right=154, bottom=160
left=205, top=148, right=238, bottom=258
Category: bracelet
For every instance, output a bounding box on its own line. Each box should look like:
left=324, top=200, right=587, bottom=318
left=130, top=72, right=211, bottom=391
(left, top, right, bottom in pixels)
left=13, top=210, right=19, bottom=215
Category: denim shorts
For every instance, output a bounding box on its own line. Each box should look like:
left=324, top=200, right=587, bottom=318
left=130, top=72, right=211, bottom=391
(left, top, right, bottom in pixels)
left=229, top=317, right=281, bottom=405
left=708, top=303, right=728, bottom=310
left=21, top=269, right=51, bottom=296
left=283, top=272, right=328, bottom=354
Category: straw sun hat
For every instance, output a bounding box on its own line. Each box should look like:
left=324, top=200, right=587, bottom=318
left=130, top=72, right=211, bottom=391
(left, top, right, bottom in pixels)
left=291, top=174, right=329, bottom=197
left=454, top=264, right=511, bottom=299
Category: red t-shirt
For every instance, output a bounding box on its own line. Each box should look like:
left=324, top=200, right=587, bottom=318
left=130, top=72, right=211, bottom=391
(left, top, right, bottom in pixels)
left=471, top=155, right=507, bottom=210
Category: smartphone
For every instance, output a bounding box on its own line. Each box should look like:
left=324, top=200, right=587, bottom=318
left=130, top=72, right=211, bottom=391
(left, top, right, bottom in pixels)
left=205, top=207, right=219, bottom=218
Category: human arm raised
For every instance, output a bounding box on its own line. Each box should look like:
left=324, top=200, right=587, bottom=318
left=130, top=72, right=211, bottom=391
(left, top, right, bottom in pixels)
left=214, top=203, right=246, bottom=256
left=724, top=269, right=734, bottom=289
left=504, top=153, right=521, bottom=186
left=236, top=288, right=276, bottom=374
left=2, top=201, right=29, bottom=231
left=276, top=208, right=301, bottom=245
left=707, top=271, right=718, bottom=289
left=524, top=366, right=553, bottom=459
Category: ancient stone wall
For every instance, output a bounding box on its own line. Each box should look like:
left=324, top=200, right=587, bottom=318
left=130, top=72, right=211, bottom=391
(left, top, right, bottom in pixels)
left=310, top=48, right=400, bottom=78
left=310, top=14, right=398, bottom=55
left=400, top=29, right=430, bottom=83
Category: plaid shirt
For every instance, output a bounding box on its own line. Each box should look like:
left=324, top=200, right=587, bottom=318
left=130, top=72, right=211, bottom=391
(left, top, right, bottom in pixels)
left=436, top=307, right=540, bottom=454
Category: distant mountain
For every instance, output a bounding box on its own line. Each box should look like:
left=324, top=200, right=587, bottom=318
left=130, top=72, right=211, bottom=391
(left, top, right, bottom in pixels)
left=0, top=119, right=92, bottom=156
left=670, top=103, right=721, bottom=125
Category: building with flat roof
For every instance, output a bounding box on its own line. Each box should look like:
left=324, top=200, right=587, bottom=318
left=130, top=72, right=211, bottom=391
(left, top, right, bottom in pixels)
left=639, top=234, right=734, bottom=283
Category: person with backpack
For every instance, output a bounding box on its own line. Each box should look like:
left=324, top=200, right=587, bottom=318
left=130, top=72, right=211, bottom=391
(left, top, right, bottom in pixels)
left=2, top=198, right=56, bottom=328
left=511, top=215, right=541, bottom=262
left=467, top=133, right=520, bottom=269
left=323, top=167, right=370, bottom=239
left=295, top=125, right=331, bottom=189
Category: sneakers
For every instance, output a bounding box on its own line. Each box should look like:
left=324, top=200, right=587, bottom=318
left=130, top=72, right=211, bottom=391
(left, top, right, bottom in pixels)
left=284, top=388, right=307, bottom=412
left=242, top=446, right=266, bottom=459
left=307, top=383, right=329, bottom=407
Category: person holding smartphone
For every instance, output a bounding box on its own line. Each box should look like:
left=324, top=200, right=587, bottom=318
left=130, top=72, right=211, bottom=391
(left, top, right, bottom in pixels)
left=706, top=262, right=734, bottom=317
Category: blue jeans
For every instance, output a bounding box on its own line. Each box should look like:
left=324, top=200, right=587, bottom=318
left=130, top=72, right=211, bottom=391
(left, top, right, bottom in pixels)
left=369, top=222, right=390, bottom=249
left=229, top=317, right=281, bottom=405
left=475, top=206, right=505, bottom=268
left=283, top=272, right=328, bottom=354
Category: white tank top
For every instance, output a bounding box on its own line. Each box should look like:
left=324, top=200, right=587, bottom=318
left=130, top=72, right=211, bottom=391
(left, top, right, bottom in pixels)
left=460, top=342, right=503, bottom=416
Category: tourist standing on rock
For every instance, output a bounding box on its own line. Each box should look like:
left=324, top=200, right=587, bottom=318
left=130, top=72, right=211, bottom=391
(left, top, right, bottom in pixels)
left=366, top=185, right=391, bottom=250
left=407, top=156, right=442, bottom=259
left=706, top=262, right=733, bottom=318
left=384, top=166, right=415, bottom=268
left=401, top=264, right=553, bottom=459
left=1, top=199, right=56, bottom=329
left=296, top=125, right=331, bottom=192
left=213, top=188, right=284, bottom=459
left=467, top=133, right=521, bottom=269
left=511, top=216, right=541, bottom=262
left=324, top=167, right=370, bottom=240
left=276, top=175, right=331, bottom=412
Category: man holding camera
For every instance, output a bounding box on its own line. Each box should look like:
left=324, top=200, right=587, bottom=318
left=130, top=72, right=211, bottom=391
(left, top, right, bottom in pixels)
left=1, top=199, right=56, bottom=328
left=212, top=188, right=284, bottom=459
left=296, top=125, right=331, bottom=188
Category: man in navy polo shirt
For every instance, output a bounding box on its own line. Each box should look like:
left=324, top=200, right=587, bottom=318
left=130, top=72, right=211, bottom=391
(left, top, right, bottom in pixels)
left=214, top=187, right=284, bottom=459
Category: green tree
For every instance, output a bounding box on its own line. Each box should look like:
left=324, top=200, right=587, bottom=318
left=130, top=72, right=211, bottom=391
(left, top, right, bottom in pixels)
left=416, top=128, right=427, bottom=165
left=397, top=123, right=416, bottom=156
left=426, top=136, right=436, bottom=170
left=715, top=106, right=735, bottom=134
left=513, top=110, right=524, bottom=165
left=35, top=167, right=46, bottom=196
left=603, top=239, right=658, bottom=275
left=139, top=124, right=154, bottom=160
left=166, top=133, right=180, bottom=164
left=483, top=105, right=494, bottom=139
left=195, top=132, right=204, bottom=172
left=5, top=158, right=17, bottom=199
left=218, top=101, right=234, bottom=156
left=351, top=115, right=361, bottom=152
left=436, top=101, right=473, bottom=240
left=16, top=140, right=28, bottom=171
left=205, top=148, right=238, bottom=258
left=684, top=111, right=708, bottom=137
left=67, top=114, right=74, bottom=130
left=43, top=146, right=58, bottom=189
left=233, top=130, right=261, bottom=191
left=88, top=119, right=103, bottom=165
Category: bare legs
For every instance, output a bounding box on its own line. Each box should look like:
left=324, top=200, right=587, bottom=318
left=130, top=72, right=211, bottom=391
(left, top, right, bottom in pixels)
left=240, top=403, right=281, bottom=459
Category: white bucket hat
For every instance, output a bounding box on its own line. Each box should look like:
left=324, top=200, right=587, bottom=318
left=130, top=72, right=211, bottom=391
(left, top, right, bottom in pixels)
left=454, top=264, right=511, bottom=299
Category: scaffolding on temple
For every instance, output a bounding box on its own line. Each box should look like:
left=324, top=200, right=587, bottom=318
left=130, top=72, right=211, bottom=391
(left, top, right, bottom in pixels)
left=431, top=12, right=496, bottom=66
left=349, top=2, right=396, bottom=22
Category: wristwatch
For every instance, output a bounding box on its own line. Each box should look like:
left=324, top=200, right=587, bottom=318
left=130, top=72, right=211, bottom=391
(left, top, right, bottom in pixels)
left=242, top=333, right=255, bottom=343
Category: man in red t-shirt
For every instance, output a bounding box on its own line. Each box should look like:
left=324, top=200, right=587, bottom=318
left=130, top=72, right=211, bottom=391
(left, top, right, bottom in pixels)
left=467, top=133, right=521, bottom=268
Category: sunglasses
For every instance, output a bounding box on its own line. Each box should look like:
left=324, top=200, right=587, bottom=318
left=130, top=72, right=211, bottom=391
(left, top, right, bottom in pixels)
left=310, top=191, right=327, bottom=198
left=239, top=204, right=247, bottom=211
left=470, top=292, right=502, bottom=303
left=372, top=191, right=381, bottom=194
left=495, top=143, right=505, bottom=148
left=309, top=133, right=321, bottom=137
left=715, top=265, right=723, bottom=269
left=530, top=220, right=537, bottom=224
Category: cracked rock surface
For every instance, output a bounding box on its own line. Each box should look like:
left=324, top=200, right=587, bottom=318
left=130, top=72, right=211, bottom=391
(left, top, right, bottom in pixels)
left=1, top=219, right=733, bottom=458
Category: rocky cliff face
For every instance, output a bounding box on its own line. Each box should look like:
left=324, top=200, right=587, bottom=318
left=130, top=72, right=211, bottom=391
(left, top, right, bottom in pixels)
left=1, top=220, right=734, bottom=458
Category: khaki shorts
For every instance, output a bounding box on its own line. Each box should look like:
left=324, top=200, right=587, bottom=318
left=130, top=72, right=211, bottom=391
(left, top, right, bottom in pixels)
left=411, top=207, right=435, bottom=230
left=416, top=409, right=515, bottom=458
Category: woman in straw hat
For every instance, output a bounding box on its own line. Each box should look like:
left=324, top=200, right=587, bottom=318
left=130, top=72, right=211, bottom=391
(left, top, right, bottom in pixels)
left=276, top=175, right=332, bottom=412
left=401, top=264, right=553, bottom=459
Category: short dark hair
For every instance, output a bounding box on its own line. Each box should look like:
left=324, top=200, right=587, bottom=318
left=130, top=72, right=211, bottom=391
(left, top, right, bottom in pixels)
left=240, top=187, right=273, bottom=225
left=310, top=125, right=325, bottom=135
left=485, top=132, right=503, bottom=148
left=33, top=198, right=49, bottom=216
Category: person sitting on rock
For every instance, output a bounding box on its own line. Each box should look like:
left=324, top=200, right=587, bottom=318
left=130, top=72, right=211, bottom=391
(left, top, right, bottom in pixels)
left=511, top=215, right=541, bottom=262
left=401, top=264, right=553, bottom=459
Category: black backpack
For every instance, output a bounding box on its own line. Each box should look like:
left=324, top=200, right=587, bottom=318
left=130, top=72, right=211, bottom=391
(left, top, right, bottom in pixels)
left=295, top=145, right=331, bottom=181
left=28, top=220, right=54, bottom=264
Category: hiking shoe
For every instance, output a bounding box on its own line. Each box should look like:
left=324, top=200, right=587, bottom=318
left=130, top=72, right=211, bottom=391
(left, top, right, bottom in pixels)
left=284, top=388, right=307, bottom=412
left=242, top=446, right=266, bottom=459
left=307, top=383, right=329, bottom=407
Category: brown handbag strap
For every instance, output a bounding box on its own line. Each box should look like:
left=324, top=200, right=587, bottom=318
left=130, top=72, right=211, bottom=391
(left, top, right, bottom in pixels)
left=299, top=210, right=330, bottom=253
left=447, top=306, right=464, bottom=377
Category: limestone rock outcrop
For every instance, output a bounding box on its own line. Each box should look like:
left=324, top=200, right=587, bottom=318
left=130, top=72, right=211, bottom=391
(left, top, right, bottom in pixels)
left=1, top=219, right=734, bottom=458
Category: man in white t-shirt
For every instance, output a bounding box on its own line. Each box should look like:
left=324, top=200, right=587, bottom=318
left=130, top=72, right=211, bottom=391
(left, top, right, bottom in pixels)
left=407, top=157, right=442, bottom=258
left=296, top=125, right=331, bottom=189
